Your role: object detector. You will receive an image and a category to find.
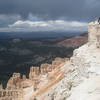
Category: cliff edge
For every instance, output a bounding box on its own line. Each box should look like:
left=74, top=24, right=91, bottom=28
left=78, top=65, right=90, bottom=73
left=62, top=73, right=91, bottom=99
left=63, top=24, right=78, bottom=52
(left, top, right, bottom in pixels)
left=35, top=20, right=100, bottom=100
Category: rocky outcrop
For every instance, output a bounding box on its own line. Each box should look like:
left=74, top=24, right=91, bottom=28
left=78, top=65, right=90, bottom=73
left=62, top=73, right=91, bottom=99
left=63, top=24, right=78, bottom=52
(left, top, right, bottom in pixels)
left=40, top=20, right=100, bottom=100
left=31, top=20, right=100, bottom=100
left=0, top=57, right=68, bottom=100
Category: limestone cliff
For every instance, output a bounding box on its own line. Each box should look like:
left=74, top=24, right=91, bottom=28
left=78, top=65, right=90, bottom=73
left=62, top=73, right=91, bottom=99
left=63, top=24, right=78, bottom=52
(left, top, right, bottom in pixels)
left=32, top=20, right=100, bottom=100
left=0, top=20, right=100, bottom=100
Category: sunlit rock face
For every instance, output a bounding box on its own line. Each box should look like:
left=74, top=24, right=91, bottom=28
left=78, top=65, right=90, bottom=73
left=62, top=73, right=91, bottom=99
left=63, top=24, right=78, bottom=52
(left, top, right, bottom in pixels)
left=67, top=20, right=100, bottom=100
left=34, top=20, right=100, bottom=100
left=1, top=20, right=100, bottom=100
left=67, top=76, right=100, bottom=100
left=88, top=20, right=100, bottom=48
left=71, top=20, right=100, bottom=75
left=0, top=57, right=68, bottom=100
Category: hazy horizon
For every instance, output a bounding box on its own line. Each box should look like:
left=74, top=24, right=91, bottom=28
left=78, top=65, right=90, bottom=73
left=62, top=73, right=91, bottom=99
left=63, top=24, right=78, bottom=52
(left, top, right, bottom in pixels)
left=0, top=31, right=86, bottom=40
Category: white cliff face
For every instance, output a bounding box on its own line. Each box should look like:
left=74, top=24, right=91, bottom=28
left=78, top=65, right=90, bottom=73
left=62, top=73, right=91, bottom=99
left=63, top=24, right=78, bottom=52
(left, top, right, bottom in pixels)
left=72, top=43, right=100, bottom=74
left=38, top=42, right=100, bottom=100
left=68, top=76, right=100, bottom=100
left=67, top=20, right=100, bottom=100
left=67, top=45, right=100, bottom=100
left=37, top=20, right=100, bottom=100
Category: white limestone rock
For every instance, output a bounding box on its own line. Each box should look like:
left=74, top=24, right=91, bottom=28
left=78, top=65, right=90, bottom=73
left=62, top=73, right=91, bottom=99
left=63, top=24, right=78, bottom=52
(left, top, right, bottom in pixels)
left=67, top=75, right=100, bottom=100
left=41, top=20, right=100, bottom=100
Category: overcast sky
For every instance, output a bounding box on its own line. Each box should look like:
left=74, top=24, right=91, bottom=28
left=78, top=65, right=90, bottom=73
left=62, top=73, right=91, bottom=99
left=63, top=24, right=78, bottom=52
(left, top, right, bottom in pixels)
left=0, top=0, right=99, bottom=32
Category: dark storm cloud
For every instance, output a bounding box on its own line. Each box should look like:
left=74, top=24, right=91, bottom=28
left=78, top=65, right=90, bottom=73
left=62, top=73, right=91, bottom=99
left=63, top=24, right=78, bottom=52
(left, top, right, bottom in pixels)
left=0, top=0, right=100, bottom=21
left=0, top=15, right=21, bottom=27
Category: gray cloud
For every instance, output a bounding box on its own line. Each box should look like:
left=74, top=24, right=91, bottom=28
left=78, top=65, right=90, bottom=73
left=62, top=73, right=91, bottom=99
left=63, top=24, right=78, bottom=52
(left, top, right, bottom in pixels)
left=0, top=0, right=100, bottom=21
left=0, top=20, right=88, bottom=32
left=0, top=14, right=21, bottom=27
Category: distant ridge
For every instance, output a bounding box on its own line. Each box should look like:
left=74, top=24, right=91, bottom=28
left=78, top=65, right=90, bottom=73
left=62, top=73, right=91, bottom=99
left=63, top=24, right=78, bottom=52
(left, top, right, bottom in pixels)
left=57, top=33, right=88, bottom=47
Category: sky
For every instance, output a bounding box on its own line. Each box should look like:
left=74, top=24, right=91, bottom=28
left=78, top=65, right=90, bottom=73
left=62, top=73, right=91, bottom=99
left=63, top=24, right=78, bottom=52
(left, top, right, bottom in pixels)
left=0, top=0, right=99, bottom=32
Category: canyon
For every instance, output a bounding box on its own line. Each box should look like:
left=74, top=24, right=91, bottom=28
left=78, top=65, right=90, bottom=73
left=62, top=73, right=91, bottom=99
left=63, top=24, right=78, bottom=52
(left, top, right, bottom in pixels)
left=0, top=20, right=100, bottom=100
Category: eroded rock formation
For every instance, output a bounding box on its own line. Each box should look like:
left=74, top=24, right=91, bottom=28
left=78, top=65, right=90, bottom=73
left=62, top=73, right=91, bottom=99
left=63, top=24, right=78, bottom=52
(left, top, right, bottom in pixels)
left=0, top=57, right=68, bottom=100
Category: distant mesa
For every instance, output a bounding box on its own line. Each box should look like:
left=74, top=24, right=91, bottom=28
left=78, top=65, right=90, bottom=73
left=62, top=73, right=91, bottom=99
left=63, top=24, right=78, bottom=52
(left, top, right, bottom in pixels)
left=57, top=33, right=88, bottom=48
